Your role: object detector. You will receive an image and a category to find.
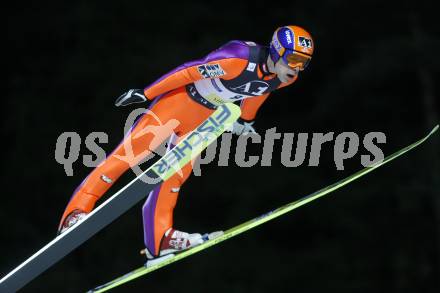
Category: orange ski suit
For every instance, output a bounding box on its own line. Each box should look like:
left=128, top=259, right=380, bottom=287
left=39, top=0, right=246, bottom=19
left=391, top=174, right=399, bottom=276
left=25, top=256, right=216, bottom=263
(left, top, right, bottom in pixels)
left=60, top=40, right=297, bottom=256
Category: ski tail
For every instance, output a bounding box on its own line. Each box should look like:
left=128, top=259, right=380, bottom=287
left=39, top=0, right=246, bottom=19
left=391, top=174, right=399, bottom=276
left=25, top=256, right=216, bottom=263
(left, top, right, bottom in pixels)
left=0, top=103, right=241, bottom=293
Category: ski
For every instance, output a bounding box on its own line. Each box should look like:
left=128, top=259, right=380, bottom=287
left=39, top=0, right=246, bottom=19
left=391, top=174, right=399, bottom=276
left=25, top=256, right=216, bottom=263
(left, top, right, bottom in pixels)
left=88, top=125, right=438, bottom=293
left=0, top=103, right=241, bottom=293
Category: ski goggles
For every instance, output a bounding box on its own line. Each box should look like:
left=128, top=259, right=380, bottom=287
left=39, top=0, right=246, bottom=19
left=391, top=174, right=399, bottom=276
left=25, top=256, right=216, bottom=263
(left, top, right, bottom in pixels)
left=283, top=50, right=312, bottom=71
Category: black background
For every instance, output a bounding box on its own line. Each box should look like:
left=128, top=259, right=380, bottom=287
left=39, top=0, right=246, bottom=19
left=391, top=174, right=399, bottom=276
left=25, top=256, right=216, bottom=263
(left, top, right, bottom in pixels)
left=3, top=0, right=439, bottom=292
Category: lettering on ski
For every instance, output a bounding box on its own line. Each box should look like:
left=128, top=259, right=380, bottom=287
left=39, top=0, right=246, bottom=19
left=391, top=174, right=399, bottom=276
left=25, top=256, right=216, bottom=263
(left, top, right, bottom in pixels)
left=89, top=125, right=438, bottom=293
left=0, top=103, right=241, bottom=293
left=151, top=104, right=233, bottom=179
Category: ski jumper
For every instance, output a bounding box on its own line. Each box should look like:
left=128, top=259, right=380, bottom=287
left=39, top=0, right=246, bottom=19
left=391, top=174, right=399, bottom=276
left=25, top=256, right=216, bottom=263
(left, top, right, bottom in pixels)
left=59, top=40, right=297, bottom=256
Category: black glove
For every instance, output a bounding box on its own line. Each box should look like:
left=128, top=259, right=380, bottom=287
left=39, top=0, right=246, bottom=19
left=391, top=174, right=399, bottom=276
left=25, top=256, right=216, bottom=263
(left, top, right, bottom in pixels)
left=115, top=89, right=148, bottom=107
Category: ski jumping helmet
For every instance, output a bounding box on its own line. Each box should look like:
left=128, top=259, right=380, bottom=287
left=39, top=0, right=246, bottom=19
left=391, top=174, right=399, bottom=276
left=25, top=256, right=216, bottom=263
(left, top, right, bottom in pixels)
left=269, top=25, right=314, bottom=71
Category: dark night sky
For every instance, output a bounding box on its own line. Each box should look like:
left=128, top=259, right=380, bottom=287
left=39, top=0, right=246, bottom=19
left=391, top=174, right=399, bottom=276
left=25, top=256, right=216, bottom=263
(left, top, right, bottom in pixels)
left=3, top=0, right=439, bottom=292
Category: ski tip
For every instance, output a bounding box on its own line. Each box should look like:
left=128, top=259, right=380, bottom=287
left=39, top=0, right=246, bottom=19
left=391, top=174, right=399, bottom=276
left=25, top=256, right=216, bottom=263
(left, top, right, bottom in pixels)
left=425, top=125, right=439, bottom=139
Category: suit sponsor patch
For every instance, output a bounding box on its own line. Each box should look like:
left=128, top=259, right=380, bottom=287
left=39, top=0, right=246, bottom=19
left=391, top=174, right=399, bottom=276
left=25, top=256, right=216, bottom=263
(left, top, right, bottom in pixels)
left=197, top=64, right=225, bottom=78
left=230, top=80, right=269, bottom=96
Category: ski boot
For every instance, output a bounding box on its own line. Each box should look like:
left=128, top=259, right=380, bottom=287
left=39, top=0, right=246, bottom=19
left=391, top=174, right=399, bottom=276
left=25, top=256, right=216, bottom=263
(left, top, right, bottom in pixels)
left=58, top=209, right=88, bottom=235
left=140, top=228, right=223, bottom=267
